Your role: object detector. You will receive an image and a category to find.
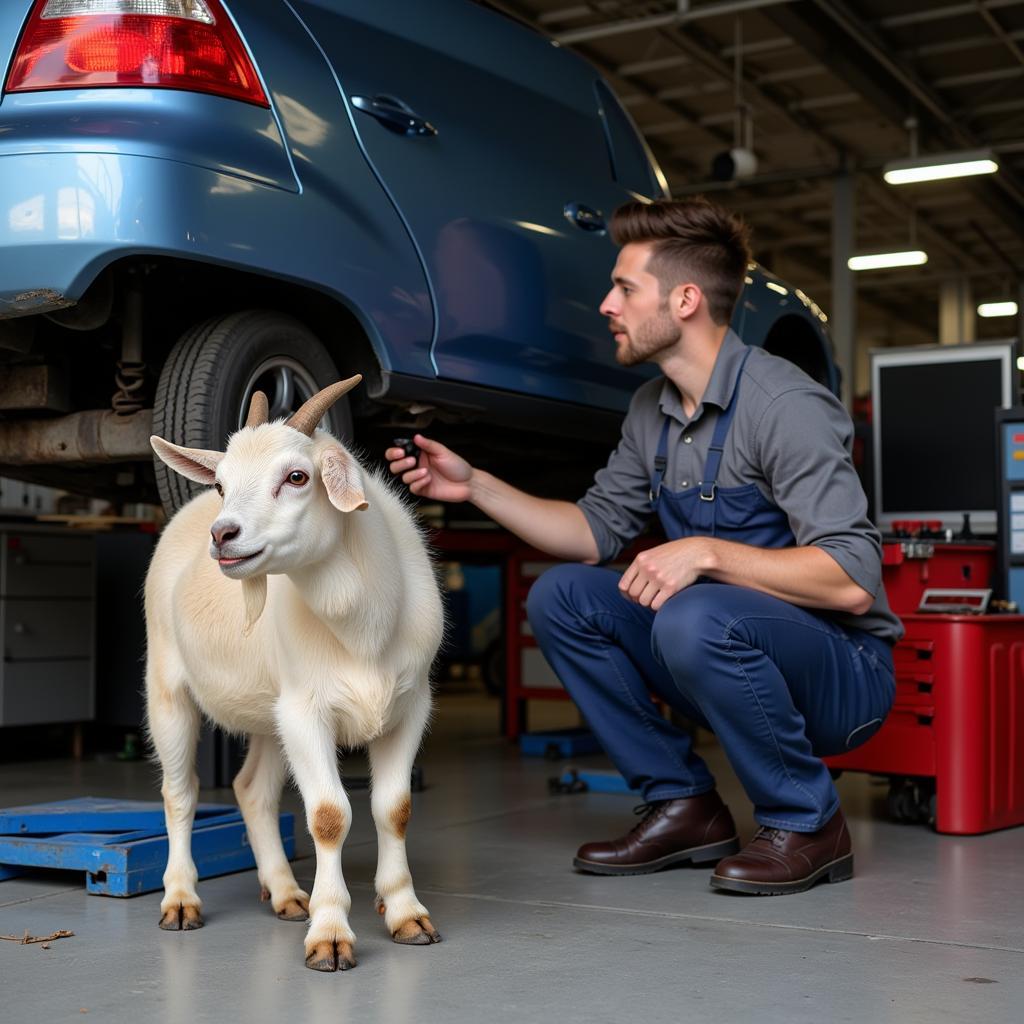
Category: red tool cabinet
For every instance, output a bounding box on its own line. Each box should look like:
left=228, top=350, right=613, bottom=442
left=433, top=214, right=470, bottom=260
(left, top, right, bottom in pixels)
left=826, top=541, right=1024, bottom=835
left=825, top=613, right=1024, bottom=834
left=880, top=541, right=995, bottom=616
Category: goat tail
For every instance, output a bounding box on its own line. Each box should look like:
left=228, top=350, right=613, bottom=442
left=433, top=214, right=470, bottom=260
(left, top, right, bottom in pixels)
left=242, top=575, right=268, bottom=637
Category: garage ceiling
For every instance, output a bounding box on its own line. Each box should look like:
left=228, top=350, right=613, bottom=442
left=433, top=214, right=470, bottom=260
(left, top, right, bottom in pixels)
left=490, top=0, right=1024, bottom=351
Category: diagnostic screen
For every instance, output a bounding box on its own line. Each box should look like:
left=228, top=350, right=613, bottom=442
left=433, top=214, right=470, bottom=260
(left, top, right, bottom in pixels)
left=878, top=358, right=1005, bottom=514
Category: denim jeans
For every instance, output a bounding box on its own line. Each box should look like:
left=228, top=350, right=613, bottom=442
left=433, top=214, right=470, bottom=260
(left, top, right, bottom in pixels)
left=527, top=565, right=895, bottom=831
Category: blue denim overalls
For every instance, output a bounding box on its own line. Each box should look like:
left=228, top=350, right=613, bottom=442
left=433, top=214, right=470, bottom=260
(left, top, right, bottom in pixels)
left=528, top=353, right=895, bottom=831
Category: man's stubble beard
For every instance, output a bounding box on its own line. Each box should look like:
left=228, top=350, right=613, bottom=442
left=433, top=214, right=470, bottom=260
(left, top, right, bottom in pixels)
left=614, top=307, right=681, bottom=367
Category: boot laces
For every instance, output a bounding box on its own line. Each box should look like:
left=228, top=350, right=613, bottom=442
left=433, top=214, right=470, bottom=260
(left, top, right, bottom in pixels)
left=628, top=801, right=668, bottom=835
left=753, top=825, right=787, bottom=846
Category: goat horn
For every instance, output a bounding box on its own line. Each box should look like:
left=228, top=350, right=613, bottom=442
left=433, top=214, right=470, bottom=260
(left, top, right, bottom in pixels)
left=285, top=375, right=363, bottom=436
left=245, top=390, right=269, bottom=428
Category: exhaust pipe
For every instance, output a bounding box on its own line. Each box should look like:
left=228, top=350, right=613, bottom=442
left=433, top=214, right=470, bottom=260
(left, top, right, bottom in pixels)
left=0, top=409, right=153, bottom=465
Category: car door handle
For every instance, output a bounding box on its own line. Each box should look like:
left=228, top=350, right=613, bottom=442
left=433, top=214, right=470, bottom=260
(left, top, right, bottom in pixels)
left=351, top=94, right=437, bottom=137
left=564, top=202, right=606, bottom=233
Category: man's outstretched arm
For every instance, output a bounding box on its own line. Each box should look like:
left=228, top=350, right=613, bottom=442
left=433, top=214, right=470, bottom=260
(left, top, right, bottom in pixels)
left=385, top=434, right=600, bottom=564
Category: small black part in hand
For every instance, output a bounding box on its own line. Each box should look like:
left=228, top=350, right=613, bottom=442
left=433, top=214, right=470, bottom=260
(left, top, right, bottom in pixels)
left=394, top=437, right=420, bottom=462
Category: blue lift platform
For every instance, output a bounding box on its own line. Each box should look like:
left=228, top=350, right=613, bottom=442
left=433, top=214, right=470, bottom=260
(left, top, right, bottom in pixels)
left=548, top=768, right=640, bottom=796
left=0, top=797, right=295, bottom=897
left=519, top=727, right=603, bottom=760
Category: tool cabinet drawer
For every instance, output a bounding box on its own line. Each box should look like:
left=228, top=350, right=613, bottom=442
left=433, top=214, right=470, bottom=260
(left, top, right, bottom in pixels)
left=0, top=532, right=94, bottom=598
left=826, top=707, right=936, bottom=777
left=0, top=660, right=93, bottom=726
left=2, top=599, right=93, bottom=660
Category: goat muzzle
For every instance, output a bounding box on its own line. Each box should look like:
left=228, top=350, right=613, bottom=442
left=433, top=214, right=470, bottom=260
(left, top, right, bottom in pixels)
left=211, top=519, right=241, bottom=548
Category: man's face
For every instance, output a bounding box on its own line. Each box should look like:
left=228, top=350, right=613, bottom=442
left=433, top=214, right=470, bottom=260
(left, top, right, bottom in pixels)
left=599, top=242, right=680, bottom=367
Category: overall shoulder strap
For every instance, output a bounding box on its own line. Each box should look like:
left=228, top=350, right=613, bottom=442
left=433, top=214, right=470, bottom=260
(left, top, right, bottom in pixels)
left=700, top=348, right=753, bottom=501
left=649, top=416, right=671, bottom=506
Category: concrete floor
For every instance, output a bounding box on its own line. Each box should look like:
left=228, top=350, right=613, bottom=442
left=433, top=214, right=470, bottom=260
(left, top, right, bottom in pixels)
left=1, top=692, right=1021, bottom=1023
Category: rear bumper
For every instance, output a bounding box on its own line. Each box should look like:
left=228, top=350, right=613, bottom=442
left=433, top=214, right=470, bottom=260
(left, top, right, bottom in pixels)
left=0, top=148, right=304, bottom=316
left=0, top=138, right=436, bottom=376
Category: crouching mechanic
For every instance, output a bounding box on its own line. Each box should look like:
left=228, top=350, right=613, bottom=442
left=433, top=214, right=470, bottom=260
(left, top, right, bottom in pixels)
left=385, top=198, right=901, bottom=896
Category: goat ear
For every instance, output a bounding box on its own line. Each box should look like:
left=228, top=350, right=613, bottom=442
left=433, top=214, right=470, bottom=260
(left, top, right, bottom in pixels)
left=150, top=436, right=224, bottom=486
left=320, top=445, right=369, bottom=513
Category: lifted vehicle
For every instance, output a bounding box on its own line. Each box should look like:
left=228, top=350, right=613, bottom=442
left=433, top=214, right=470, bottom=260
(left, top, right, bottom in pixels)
left=0, top=0, right=835, bottom=512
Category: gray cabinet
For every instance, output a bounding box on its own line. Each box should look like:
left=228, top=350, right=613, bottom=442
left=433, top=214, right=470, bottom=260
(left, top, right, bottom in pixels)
left=0, top=527, right=95, bottom=725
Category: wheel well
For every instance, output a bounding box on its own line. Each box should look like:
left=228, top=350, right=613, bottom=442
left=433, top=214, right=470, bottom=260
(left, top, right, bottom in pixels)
left=48, top=256, right=385, bottom=396
left=761, top=314, right=834, bottom=391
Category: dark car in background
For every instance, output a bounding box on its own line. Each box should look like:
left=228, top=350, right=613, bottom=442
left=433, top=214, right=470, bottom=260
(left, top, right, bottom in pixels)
left=0, top=0, right=836, bottom=512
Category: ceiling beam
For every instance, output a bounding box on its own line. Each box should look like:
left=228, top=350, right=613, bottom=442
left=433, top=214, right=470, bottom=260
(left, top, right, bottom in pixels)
left=764, top=0, right=1024, bottom=242
left=878, top=0, right=1024, bottom=30
left=552, top=0, right=798, bottom=46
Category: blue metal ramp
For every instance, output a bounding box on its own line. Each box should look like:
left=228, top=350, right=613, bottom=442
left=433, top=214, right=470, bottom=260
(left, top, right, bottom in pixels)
left=519, top=727, right=602, bottom=759
left=0, top=797, right=295, bottom=897
left=548, top=768, right=640, bottom=796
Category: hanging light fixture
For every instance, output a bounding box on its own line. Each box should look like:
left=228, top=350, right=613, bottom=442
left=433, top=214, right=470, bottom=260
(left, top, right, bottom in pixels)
left=882, top=117, right=998, bottom=184
left=848, top=203, right=927, bottom=270
left=884, top=149, right=999, bottom=185
left=848, top=250, right=929, bottom=271
left=710, top=16, right=758, bottom=182
left=977, top=301, right=1018, bottom=318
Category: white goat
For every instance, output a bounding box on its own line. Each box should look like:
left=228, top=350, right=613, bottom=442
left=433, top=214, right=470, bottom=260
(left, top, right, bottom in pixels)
left=145, top=377, right=444, bottom=971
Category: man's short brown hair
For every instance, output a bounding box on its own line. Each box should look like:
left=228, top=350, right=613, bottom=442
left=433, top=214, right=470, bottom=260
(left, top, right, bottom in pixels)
left=610, top=199, right=752, bottom=326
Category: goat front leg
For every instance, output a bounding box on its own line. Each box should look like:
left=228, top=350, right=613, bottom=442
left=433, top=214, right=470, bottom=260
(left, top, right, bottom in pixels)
left=276, top=696, right=356, bottom=972
left=369, top=689, right=440, bottom=945
left=233, top=735, right=309, bottom=921
left=147, top=677, right=203, bottom=931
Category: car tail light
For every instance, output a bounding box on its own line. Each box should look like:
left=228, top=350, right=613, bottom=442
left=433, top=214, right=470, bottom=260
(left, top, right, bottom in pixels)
left=5, top=0, right=268, bottom=107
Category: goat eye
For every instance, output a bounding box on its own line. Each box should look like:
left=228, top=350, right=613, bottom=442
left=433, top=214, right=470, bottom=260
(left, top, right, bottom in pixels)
left=287, top=471, right=309, bottom=486
left=214, top=483, right=223, bottom=496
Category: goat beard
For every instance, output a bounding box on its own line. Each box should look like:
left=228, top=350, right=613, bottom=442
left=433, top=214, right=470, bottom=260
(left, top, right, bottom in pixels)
left=241, top=575, right=268, bottom=637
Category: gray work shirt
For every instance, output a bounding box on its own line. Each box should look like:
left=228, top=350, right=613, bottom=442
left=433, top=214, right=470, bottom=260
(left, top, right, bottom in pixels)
left=577, top=328, right=903, bottom=643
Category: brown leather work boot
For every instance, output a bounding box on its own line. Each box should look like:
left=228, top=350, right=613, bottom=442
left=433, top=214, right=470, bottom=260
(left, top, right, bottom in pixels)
left=573, top=790, right=739, bottom=876
left=710, top=807, right=853, bottom=895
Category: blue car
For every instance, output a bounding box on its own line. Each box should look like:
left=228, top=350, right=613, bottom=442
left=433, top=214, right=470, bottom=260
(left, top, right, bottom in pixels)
left=0, top=0, right=835, bottom=510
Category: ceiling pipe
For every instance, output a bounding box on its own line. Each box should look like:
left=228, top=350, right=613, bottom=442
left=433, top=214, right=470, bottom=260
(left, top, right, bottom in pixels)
left=879, top=0, right=1023, bottom=30
left=554, top=0, right=796, bottom=46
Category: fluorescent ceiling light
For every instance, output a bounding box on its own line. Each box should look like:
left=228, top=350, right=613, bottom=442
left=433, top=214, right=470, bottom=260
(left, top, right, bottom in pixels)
left=848, top=250, right=928, bottom=271
left=883, top=149, right=998, bottom=184
left=978, top=301, right=1018, bottom=318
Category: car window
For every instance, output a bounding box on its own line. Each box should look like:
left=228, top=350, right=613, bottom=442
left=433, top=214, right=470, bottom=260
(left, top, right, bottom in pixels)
left=594, top=79, right=667, bottom=200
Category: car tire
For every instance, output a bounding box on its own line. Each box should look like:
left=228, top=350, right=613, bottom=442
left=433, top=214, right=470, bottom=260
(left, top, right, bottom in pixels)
left=152, top=310, right=351, bottom=516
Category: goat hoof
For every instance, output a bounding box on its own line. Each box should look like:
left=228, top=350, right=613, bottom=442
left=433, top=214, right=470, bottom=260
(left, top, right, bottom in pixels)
left=276, top=896, right=310, bottom=922
left=159, top=904, right=203, bottom=931
left=304, top=940, right=357, bottom=972
left=393, top=917, right=441, bottom=945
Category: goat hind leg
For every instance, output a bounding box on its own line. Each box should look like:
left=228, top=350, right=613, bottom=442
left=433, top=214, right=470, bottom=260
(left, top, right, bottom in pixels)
left=233, top=735, right=309, bottom=921
left=369, top=689, right=439, bottom=945
left=147, top=678, right=203, bottom=930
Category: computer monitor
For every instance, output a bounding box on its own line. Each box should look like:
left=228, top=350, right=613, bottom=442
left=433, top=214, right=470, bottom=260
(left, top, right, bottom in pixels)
left=872, top=340, right=1018, bottom=536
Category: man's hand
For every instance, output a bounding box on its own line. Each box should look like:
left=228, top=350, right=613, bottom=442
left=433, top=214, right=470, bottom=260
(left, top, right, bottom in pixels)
left=619, top=538, right=713, bottom=611
left=384, top=434, right=474, bottom=503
